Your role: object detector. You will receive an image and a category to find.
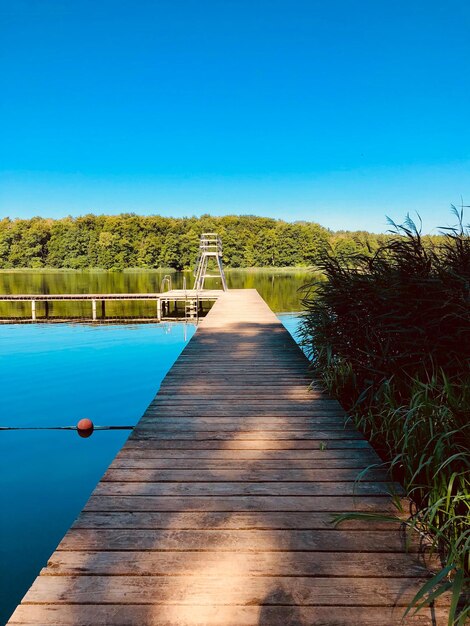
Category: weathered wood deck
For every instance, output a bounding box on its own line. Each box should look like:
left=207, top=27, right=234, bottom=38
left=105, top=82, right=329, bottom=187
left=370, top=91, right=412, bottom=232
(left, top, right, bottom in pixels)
left=8, top=290, right=448, bottom=625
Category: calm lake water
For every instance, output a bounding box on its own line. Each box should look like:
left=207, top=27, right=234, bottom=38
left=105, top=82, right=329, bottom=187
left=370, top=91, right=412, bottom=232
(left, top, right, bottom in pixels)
left=0, top=272, right=305, bottom=624
left=0, top=269, right=314, bottom=318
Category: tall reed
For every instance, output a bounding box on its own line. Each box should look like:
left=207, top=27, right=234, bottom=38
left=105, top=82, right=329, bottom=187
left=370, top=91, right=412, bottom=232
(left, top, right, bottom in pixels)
left=299, top=208, right=469, bottom=624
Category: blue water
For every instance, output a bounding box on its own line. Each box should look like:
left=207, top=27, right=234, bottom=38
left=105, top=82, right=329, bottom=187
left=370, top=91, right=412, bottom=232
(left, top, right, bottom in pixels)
left=278, top=312, right=302, bottom=345
left=0, top=322, right=196, bottom=624
left=0, top=315, right=301, bottom=624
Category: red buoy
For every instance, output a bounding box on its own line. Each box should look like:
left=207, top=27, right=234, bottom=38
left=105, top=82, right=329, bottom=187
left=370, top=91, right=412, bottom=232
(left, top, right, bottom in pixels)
left=77, top=418, right=94, bottom=438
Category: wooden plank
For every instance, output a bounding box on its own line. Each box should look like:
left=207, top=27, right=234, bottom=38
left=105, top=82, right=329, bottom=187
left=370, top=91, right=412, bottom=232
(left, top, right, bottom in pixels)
left=143, top=408, right=345, bottom=417
left=101, top=468, right=389, bottom=482
left=92, top=481, right=397, bottom=497
left=43, top=549, right=433, bottom=577
left=155, top=388, right=326, bottom=393
left=130, top=430, right=365, bottom=440
left=72, top=511, right=399, bottom=530
left=22, top=575, right=436, bottom=606
left=8, top=604, right=448, bottom=625
left=56, top=528, right=415, bottom=552
left=139, top=415, right=350, bottom=424
left=115, top=448, right=381, bottom=460
left=110, top=458, right=381, bottom=469
left=84, top=494, right=397, bottom=512
left=137, top=421, right=356, bottom=431
left=156, top=380, right=321, bottom=386
left=151, top=397, right=335, bottom=403
left=145, top=407, right=344, bottom=415
left=126, top=435, right=370, bottom=452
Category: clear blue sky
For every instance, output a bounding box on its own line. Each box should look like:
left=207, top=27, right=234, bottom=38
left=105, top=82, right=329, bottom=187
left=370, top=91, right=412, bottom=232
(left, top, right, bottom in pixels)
left=1, top=0, right=469, bottom=232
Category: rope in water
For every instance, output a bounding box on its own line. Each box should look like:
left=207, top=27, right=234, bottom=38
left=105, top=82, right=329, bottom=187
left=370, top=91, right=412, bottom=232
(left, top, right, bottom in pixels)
left=0, top=425, right=134, bottom=430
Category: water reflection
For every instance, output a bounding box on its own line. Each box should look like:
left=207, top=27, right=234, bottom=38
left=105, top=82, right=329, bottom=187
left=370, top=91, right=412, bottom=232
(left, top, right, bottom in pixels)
left=0, top=269, right=317, bottom=317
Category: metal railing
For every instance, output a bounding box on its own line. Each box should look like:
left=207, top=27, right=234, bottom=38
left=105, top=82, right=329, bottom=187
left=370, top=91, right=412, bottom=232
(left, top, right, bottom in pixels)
left=160, top=274, right=172, bottom=292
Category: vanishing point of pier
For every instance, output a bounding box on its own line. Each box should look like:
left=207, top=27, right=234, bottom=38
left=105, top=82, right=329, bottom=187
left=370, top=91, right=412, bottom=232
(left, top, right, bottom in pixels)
left=8, top=288, right=449, bottom=625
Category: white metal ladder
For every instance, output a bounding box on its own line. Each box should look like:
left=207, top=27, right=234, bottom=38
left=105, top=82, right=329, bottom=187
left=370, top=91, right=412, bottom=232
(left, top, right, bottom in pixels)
left=185, top=295, right=199, bottom=322
left=193, top=233, right=228, bottom=291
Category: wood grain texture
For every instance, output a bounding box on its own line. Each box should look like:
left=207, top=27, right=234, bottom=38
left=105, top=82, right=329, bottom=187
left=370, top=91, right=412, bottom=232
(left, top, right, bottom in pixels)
left=56, top=528, right=419, bottom=552
left=21, top=575, right=438, bottom=606
left=71, top=511, right=400, bottom=530
left=43, top=550, right=433, bottom=577
left=7, top=290, right=447, bottom=626
left=101, top=467, right=389, bottom=482
left=83, top=494, right=399, bottom=512
left=8, top=604, right=451, bottom=626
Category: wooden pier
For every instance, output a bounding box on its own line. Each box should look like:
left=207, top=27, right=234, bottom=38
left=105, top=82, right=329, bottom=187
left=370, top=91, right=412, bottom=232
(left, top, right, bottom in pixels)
left=0, top=290, right=223, bottom=322
left=8, top=290, right=449, bottom=625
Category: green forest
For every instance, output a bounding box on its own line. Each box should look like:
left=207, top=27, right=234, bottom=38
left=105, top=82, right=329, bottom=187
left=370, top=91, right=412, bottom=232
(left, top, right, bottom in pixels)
left=0, top=214, right=395, bottom=270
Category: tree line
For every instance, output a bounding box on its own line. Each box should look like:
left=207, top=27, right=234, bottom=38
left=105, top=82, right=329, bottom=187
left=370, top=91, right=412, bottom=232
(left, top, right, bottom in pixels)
left=0, top=213, right=398, bottom=270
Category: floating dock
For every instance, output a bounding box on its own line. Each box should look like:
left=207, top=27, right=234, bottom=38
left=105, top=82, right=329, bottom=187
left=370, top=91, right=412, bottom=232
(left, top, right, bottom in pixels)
left=8, top=290, right=449, bottom=625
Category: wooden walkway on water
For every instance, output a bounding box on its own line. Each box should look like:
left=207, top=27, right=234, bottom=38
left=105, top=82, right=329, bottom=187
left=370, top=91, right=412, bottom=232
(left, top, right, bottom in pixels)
left=0, top=290, right=223, bottom=323
left=8, top=290, right=449, bottom=625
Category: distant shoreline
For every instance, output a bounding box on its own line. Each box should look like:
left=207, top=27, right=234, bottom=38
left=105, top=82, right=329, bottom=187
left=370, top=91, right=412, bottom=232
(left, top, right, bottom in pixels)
left=0, top=266, right=314, bottom=274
